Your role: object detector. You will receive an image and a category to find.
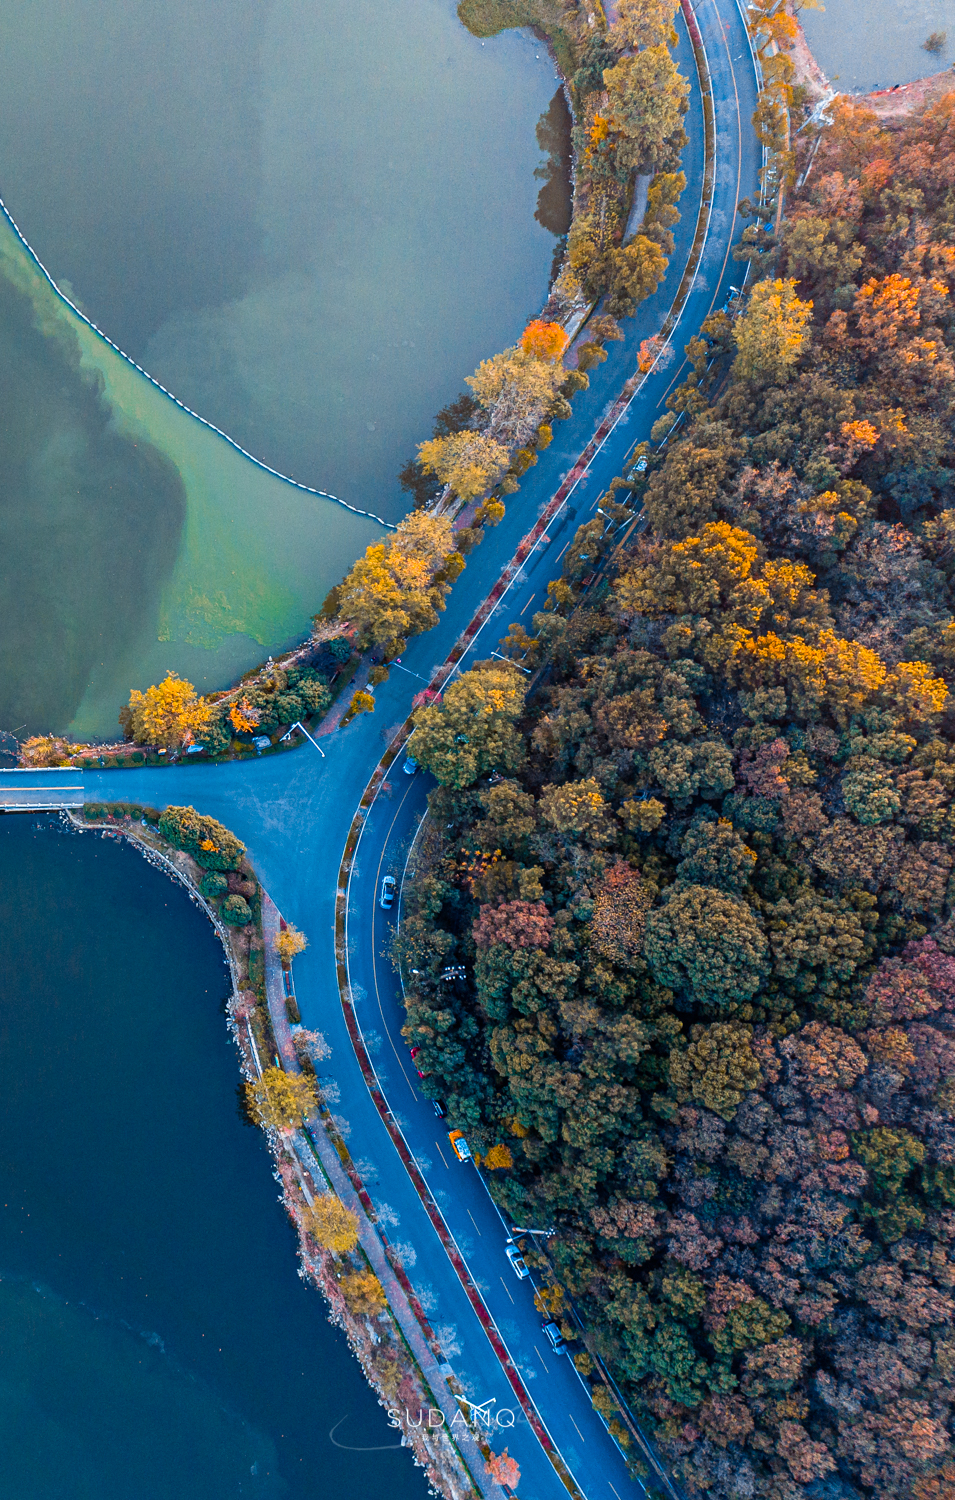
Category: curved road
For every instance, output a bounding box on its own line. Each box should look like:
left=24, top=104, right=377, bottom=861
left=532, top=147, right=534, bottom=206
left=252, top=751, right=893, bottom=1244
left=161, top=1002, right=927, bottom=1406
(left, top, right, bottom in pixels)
left=1, top=6, right=759, bottom=1497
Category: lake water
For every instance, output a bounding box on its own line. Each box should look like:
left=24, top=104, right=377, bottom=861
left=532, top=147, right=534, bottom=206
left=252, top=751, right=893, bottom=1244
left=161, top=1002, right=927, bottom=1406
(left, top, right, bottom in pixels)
left=801, top=0, right=954, bottom=93
left=0, top=0, right=563, bottom=740
left=0, top=813, right=425, bottom=1499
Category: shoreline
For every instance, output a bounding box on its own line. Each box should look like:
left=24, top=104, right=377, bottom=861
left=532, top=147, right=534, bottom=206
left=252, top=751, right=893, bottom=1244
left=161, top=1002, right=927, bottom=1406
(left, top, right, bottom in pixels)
left=791, top=15, right=955, bottom=120
left=68, top=802, right=504, bottom=1500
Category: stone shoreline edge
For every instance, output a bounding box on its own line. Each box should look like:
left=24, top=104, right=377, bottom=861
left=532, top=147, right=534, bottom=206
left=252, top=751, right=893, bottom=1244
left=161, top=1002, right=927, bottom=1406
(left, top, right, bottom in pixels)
left=64, top=807, right=499, bottom=1500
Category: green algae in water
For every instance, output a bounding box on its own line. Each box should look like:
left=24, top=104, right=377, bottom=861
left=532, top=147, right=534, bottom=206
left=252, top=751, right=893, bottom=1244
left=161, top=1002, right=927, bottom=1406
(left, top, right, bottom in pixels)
left=0, top=210, right=382, bottom=740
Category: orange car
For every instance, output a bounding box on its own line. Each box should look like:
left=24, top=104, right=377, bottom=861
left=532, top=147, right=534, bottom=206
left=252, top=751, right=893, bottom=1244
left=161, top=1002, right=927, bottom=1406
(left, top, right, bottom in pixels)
left=448, top=1130, right=472, bottom=1163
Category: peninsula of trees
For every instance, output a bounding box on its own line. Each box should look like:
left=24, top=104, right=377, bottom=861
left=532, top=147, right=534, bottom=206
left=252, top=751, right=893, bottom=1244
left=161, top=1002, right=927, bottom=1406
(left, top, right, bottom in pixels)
left=400, top=92, right=955, bottom=1500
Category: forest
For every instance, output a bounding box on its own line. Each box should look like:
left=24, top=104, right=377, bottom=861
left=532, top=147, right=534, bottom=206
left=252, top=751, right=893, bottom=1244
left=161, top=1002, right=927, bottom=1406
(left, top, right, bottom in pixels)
left=398, top=92, right=955, bottom=1500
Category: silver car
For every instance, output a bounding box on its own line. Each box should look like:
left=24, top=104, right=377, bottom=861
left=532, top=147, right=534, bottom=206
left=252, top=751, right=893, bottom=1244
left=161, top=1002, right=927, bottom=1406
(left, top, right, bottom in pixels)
left=379, top=875, right=396, bottom=910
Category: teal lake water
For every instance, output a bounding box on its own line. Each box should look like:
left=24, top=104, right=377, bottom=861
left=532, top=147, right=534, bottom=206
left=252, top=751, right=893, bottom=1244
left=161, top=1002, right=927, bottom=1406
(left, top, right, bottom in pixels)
left=0, top=0, right=564, bottom=739
left=801, top=0, right=953, bottom=92
left=0, top=814, right=425, bottom=1498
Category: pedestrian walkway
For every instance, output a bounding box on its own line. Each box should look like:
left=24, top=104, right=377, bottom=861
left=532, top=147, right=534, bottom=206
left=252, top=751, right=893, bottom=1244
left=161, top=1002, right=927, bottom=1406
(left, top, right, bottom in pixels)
left=0, top=771, right=83, bottom=809
left=258, top=892, right=505, bottom=1500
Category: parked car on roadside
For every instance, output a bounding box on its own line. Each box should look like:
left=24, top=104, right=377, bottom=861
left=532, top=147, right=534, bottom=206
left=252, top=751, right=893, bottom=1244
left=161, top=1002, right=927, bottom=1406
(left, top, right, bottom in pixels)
left=505, top=1243, right=529, bottom=1280
left=542, top=1320, right=566, bottom=1354
left=379, top=875, right=396, bottom=909
left=448, top=1129, right=471, bottom=1162
left=410, top=1045, right=426, bottom=1078
left=432, top=1098, right=446, bottom=1118
left=403, top=757, right=418, bottom=775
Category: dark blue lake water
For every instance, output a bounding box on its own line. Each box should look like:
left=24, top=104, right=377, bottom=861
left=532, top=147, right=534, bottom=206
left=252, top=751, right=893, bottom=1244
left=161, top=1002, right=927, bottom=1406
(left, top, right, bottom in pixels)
left=0, top=813, right=423, bottom=1499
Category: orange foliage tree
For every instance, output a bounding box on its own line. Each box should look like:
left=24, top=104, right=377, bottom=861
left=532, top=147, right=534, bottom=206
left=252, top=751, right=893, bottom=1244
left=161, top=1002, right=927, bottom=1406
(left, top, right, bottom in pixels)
left=520, top=319, right=570, bottom=362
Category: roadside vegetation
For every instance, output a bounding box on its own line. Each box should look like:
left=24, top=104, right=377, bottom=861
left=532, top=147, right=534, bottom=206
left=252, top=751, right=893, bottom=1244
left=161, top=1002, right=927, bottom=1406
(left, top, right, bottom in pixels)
left=400, top=91, right=955, bottom=1500
left=16, top=0, right=691, bottom=762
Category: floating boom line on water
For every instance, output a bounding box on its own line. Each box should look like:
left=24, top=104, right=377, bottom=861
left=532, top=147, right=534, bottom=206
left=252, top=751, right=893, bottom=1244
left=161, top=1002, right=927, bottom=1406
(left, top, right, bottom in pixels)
left=0, top=195, right=397, bottom=530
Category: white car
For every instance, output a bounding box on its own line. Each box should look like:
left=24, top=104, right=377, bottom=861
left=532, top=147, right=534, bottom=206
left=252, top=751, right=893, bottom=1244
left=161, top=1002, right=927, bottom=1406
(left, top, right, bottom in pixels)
left=505, top=1244, right=529, bottom=1280
left=379, top=875, right=396, bottom=910
left=542, top=1320, right=566, bottom=1354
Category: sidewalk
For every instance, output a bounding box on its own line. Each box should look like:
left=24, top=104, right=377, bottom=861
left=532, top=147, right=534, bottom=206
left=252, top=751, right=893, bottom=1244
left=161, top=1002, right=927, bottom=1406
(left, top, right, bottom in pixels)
left=258, top=892, right=505, bottom=1500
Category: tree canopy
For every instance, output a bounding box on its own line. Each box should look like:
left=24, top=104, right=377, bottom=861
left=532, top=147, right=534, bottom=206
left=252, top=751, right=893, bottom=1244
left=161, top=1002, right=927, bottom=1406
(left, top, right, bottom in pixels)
left=120, top=671, right=214, bottom=750
left=399, top=88, right=955, bottom=1500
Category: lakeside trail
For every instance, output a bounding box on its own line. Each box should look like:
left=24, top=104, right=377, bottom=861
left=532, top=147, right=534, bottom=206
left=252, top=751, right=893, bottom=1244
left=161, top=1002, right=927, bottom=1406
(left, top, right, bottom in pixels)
left=0, top=0, right=763, bottom=1490
left=259, top=891, right=506, bottom=1500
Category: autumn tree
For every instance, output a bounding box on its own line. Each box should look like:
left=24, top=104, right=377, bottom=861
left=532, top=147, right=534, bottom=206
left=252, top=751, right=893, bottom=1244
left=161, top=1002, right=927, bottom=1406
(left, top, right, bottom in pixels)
left=120, top=670, right=215, bottom=750
left=615, top=0, right=680, bottom=50
left=304, top=1193, right=359, bottom=1255
left=486, top=1450, right=521, bottom=1489
left=465, top=346, right=566, bottom=447
left=411, top=663, right=526, bottom=788
left=336, top=511, right=457, bottom=655
left=275, top=924, right=307, bottom=967
left=417, top=430, right=510, bottom=500
left=732, top=278, right=813, bottom=384
left=247, top=1066, right=316, bottom=1131
left=603, top=46, right=689, bottom=175
left=520, top=319, right=570, bottom=361
left=340, top=1269, right=387, bottom=1315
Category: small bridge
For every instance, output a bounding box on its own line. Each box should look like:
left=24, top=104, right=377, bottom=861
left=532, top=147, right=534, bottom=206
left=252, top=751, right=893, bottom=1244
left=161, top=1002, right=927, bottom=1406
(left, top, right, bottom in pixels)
left=0, top=770, right=84, bottom=811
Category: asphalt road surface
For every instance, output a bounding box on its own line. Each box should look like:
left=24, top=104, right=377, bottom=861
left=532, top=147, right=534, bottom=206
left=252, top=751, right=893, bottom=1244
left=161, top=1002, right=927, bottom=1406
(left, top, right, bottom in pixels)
left=0, top=4, right=761, bottom=1493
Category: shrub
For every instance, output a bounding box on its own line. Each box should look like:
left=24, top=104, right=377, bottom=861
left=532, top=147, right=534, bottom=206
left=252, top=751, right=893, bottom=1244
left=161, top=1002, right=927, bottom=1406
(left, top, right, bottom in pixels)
left=158, top=805, right=246, bottom=870
left=221, top=894, right=252, bottom=926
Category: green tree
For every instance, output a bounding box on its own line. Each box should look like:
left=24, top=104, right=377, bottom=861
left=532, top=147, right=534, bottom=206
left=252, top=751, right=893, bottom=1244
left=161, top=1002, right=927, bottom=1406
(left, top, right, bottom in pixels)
left=644, top=885, right=769, bottom=1011
left=676, top=818, right=757, bottom=894
left=412, top=664, right=526, bottom=788
left=158, top=805, right=247, bottom=871
left=669, top=1020, right=763, bottom=1120
left=221, top=894, right=252, bottom=926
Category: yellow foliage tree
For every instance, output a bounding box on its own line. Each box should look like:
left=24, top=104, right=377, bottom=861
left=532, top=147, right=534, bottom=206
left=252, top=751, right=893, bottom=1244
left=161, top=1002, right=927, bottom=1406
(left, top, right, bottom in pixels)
left=274, top=924, right=308, bottom=967
left=733, top=278, right=813, bottom=384
left=614, top=0, right=679, bottom=49
left=229, top=698, right=259, bottom=733
left=483, top=1144, right=514, bottom=1170
left=304, top=1194, right=359, bottom=1256
left=120, top=671, right=215, bottom=750
left=20, top=736, right=85, bottom=767
left=336, top=511, right=456, bottom=654
left=246, top=1066, right=316, bottom=1131
left=417, top=430, right=511, bottom=501
left=466, top=347, right=566, bottom=446
left=603, top=46, right=690, bottom=175
left=340, top=1269, right=387, bottom=1315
